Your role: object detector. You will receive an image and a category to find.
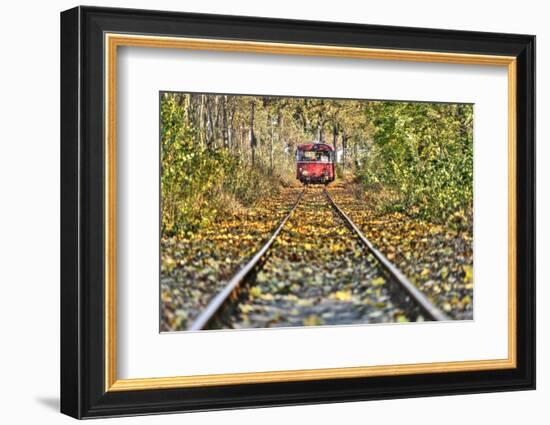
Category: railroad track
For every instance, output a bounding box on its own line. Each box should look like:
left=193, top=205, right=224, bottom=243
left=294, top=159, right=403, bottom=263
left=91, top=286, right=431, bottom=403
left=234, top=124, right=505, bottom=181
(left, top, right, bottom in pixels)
left=188, top=187, right=448, bottom=331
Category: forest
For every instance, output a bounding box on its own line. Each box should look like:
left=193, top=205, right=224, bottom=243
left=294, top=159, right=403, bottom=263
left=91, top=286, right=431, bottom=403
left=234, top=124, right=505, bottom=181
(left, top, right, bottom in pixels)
left=160, top=92, right=473, bottom=237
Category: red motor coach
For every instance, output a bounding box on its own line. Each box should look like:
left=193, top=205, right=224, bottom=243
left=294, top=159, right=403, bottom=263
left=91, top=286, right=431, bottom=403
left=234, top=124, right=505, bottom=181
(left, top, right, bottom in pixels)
left=296, top=143, right=335, bottom=185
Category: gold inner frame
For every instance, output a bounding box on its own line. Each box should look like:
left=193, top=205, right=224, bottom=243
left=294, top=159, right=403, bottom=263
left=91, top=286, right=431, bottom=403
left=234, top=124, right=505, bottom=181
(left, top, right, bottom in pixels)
left=104, top=33, right=517, bottom=392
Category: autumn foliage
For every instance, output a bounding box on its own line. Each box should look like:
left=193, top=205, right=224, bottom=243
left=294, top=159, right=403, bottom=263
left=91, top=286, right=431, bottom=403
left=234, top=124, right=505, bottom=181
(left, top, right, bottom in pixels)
left=161, top=93, right=473, bottom=235
left=160, top=92, right=474, bottom=330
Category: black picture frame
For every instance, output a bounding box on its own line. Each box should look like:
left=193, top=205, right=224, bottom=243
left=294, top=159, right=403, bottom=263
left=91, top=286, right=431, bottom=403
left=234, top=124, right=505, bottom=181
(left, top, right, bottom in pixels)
left=61, top=5, right=535, bottom=419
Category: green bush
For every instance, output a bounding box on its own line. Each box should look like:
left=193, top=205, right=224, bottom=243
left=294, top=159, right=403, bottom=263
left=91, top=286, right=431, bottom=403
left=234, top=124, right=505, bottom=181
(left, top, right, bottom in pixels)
left=160, top=94, right=281, bottom=237
left=358, top=102, right=473, bottom=227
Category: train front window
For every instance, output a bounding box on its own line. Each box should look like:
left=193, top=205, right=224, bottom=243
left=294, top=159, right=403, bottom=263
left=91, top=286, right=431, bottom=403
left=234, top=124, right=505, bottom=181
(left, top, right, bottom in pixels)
left=298, top=151, right=331, bottom=162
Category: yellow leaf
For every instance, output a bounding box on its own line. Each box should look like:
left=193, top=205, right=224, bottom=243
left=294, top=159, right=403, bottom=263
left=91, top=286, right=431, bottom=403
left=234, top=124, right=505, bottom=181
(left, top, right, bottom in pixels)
left=371, top=277, right=386, bottom=286
left=463, top=265, right=473, bottom=282
left=239, top=304, right=253, bottom=314
left=303, top=315, right=322, bottom=326
left=330, top=243, right=344, bottom=252
left=249, top=287, right=262, bottom=298
left=161, top=291, right=172, bottom=303
left=162, top=256, right=176, bottom=273
left=332, top=290, right=352, bottom=301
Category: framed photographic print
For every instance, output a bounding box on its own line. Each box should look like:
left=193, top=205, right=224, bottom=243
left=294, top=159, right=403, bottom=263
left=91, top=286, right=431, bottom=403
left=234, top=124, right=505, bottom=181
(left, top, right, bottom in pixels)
left=60, top=6, right=535, bottom=419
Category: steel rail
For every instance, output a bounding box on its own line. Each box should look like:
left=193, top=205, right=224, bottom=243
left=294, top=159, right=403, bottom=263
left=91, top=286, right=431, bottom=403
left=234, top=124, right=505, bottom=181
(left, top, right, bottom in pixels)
left=187, top=189, right=306, bottom=331
left=324, top=188, right=449, bottom=322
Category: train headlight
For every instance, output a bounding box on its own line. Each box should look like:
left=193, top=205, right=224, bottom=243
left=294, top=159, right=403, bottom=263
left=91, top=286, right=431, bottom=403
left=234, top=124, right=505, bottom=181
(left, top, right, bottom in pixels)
left=301, top=169, right=308, bottom=176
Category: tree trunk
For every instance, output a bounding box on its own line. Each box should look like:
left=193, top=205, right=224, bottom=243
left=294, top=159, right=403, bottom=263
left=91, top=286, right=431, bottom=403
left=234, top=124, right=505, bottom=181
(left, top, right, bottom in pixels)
left=222, top=96, right=229, bottom=148
left=353, top=139, right=358, bottom=168
left=249, top=101, right=256, bottom=166
left=183, top=94, right=190, bottom=121
left=332, top=125, right=338, bottom=160
left=206, top=97, right=216, bottom=149
left=342, top=131, right=347, bottom=170
left=198, top=95, right=205, bottom=147
left=228, top=109, right=234, bottom=151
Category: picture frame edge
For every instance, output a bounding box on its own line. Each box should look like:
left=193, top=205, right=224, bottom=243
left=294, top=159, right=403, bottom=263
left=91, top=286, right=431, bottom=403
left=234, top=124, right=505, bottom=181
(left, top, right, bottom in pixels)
left=60, top=5, right=536, bottom=419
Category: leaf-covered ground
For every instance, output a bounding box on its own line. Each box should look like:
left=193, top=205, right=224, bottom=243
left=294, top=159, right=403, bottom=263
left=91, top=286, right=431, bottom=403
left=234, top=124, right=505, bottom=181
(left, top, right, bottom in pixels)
left=218, top=187, right=416, bottom=329
left=327, top=182, right=473, bottom=320
left=160, top=187, right=302, bottom=331
left=161, top=181, right=473, bottom=332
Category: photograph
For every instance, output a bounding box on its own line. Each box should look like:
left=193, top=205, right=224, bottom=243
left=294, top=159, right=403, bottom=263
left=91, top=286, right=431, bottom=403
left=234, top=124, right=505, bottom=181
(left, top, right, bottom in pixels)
left=159, top=92, right=474, bottom=332
left=58, top=5, right=536, bottom=418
